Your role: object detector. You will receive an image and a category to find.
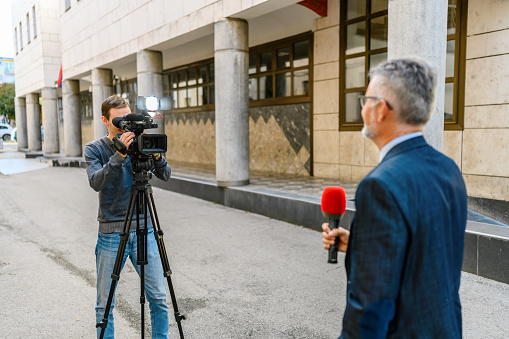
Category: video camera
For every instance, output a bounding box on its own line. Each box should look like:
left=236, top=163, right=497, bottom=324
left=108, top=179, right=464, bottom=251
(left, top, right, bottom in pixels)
left=112, top=96, right=170, bottom=157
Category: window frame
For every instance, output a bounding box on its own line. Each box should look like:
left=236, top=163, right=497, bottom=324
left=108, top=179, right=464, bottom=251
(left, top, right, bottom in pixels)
left=80, top=91, right=93, bottom=120
left=444, top=0, right=467, bottom=130
left=32, top=6, right=37, bottom=39
left=19, top=22, right=23, bottom=50
left=162, top=58, right=215, bottom=113
left=26, top=13, right=31, bottom=44
left=248, top=32, right=313, bottom=108
left=115, top=78, right=139, bottom=113
left=339, top=0, right=388, bottom=131
left=339, top=0, right=467, bottom=131
left=14, top=28, right=18, bottom=54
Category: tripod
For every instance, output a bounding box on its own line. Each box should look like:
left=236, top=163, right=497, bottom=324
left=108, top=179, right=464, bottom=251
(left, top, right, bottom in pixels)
left=96, top=158, right=185, bottom=339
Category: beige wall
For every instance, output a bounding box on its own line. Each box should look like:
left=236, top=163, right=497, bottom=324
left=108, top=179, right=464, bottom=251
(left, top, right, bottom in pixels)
left=312, top=0, right=340, bottom=179
left=462, top=0, right=509, bottom=201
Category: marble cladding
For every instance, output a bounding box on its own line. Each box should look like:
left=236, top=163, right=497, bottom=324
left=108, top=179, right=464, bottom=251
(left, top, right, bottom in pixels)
left=467, top=0, right=509, bottom=35
left=164, top=111, right=217, bottom=167
left=250, top=103, right=310, bottom=175
left=162, top=103, right=311, bottom=175
left=464, top=105, right=509, bottom=129
left=463, top=129, right=509, bottom=177
left=465, top=54, right=509, bottom=106
left=443, top=131, right=462, bottom=170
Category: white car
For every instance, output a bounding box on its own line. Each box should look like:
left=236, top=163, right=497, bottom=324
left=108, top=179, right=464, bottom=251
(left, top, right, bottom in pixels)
left=0, top=123, right=14, bottom=141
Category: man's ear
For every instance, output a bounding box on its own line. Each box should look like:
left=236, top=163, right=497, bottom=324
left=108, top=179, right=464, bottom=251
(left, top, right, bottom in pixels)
left=101, top=116, right=108, bottom=126
left=376, top=101, right=391, bottom=123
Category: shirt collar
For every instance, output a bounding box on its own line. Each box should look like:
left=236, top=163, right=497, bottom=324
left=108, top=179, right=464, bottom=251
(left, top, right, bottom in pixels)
left=379, top=132, right=422, bottom=163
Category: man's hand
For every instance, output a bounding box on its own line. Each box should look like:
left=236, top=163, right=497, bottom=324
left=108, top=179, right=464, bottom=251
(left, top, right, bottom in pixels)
left=117, top=132, right=135, bottom=158
left=322, top=223, right=350, bottom=253
left=152, top=153, right=161, bottom=160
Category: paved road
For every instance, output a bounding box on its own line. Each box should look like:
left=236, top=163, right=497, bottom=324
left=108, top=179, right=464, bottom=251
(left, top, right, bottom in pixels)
left=0, top=146, right=508, bottom=338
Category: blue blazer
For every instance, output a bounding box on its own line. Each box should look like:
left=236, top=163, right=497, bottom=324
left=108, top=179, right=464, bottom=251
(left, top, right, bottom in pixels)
left=340, top=136, right=467, bottom=339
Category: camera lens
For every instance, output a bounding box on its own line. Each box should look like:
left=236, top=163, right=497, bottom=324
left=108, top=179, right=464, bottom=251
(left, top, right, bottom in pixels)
left=143, top=139, right=155, bottom=149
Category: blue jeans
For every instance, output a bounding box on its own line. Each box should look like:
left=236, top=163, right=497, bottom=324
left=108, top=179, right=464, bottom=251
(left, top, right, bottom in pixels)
left=95, top=229, right=169, bottom=338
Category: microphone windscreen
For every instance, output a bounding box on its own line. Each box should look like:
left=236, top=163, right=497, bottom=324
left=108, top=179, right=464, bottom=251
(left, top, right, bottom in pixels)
left=124, top=113, right=145, bottom=121
left=321, top=186, right=346, bottom=219
left=112, top=117, right=123, bottom=128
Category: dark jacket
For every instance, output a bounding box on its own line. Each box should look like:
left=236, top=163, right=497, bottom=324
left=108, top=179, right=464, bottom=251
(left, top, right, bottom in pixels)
left=340, top=136, right=467, bottom=339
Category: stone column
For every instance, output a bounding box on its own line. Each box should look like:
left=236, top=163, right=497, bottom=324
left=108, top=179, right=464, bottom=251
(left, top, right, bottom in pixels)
left=26, top=93, right=42, bottom=152
left=41, top=87, right=59, bottom=154
left=137, top=50, right=164, bottom=134
left=14, top=97, right=28, bottom=149
left=62, top=80, right=82, bottom=157
left=388, top=0, right=447, bottom=152
left=92, top=68, right=112, bottom=139
left=214, top=18, right=250, bottom=187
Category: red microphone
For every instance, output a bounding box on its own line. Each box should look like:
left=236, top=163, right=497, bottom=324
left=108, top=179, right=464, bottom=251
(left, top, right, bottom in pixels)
left=321, top=186, right=347, bottom=264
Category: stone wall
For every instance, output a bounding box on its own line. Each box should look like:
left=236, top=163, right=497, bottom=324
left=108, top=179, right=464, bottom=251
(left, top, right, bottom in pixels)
left=460, top=0, right=509, bottom=221
left=163, top=103, right=311, bottom=175
left=312, top=0, right=344, bottom=179
left=462, top=0, right=509, bottom=202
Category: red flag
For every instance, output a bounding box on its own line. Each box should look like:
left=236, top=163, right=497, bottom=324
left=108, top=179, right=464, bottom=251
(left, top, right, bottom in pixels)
left=57, top=64, right=63, bottom=87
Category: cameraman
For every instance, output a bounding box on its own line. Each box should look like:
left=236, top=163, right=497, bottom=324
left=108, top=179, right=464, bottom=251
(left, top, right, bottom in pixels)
left=84, top=95, right=171, bottom=339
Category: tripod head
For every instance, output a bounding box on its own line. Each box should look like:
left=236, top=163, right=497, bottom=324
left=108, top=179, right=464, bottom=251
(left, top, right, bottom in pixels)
left=131, top=154, right=154, bottom=183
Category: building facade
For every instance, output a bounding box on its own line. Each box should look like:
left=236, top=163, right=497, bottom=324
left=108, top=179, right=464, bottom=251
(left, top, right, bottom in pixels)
left=11, top=0, right=509, bottom=222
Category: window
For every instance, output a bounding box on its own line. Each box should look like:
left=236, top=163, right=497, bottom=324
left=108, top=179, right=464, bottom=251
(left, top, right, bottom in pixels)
left=80, top=91, right=92, bottom=119
left=163, top=59, right=215, bottom=110
left=339, top=0, right=467, bottom=130
left=14, top=28, right=18, bottom=54
left=32, top=6, right=37, bottom=38
left=65, top=0, right=71, bottom=11
left=115, top=78, right=138, bottom=112
left=19, top=22, right=23, bottom=50
left=58, top=98, right=64, bottom=121
left=249, top=33, right=312, bottom=106
left=444, top=0, right=467, bottom=129
left=26, top=13, right=31, bottom=44
left=340, top=0, right=388, bottom=129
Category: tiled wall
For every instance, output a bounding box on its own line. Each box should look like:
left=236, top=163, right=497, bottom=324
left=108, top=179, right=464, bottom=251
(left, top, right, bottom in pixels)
left=163, top=104, right=311, bottom=175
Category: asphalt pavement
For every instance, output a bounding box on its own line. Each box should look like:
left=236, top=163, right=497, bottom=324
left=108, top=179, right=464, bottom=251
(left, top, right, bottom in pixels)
left=0, top=143, right=508, bottom=338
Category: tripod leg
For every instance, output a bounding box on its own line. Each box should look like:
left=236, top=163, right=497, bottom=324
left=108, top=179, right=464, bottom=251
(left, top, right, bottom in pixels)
left=96, top=189, right=137, bottom=339
left=145, top=188, right=186, bottom=339
left=136, top=189, right=148, bottom=339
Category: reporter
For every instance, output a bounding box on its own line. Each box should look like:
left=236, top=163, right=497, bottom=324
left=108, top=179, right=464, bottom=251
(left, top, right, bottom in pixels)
left=323, top=59, right=467, bottom=339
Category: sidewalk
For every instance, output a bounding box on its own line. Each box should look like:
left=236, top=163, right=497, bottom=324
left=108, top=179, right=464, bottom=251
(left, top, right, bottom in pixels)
left=0, top=152, right=508, bottom=338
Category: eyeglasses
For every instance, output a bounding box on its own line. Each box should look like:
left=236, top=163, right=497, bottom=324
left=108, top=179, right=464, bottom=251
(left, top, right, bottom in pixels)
left=359, top=95, right=393, bottom=110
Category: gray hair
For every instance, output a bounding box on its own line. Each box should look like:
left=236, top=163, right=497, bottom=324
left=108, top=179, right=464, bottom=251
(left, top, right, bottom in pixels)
left=369, top=58, right=437, bottom=126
